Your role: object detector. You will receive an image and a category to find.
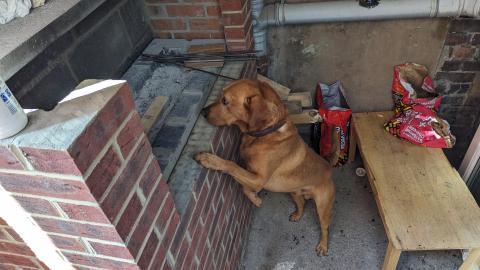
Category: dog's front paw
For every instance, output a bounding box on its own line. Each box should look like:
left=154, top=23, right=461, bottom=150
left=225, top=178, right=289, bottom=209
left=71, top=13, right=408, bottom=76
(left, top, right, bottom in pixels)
left=315, top=242, right=328, bottom=256
left=289, top=211, right=303, bottom=222
left=194, top=152, right=225, bottom=171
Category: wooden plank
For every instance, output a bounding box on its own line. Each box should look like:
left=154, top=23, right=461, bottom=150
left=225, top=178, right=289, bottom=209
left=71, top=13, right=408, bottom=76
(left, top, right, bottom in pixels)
left=257, top=74, right=291, bottom=100
left=289, top=109, right=322, bottom=124
left=459, top=248, right=480, bottom=270
left=141, top=96, right=168, bottom=133
left=353, top=111, right=480, bottom=251
left=382, top=242, right=401, bottom=270
left=287, top=92, right=312, bottom=107
left=187, top=44, right=226, bottom=54
left=184, top=60, right=224, bottom=68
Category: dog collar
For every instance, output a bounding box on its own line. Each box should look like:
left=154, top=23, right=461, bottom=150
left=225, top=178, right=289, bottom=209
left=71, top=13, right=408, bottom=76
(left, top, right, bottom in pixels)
left=246, top=121, right=287, bottom=137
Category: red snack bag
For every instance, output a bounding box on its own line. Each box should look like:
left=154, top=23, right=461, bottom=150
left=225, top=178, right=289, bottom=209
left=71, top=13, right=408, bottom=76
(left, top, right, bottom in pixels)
left=316, top=81, right=352, bottom=166
left=385, top=63, right=455, bottom=148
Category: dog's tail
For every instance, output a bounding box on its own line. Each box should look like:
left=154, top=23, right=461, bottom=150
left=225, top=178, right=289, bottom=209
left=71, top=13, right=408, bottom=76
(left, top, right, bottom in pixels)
left=326, top=128, right=340, bottom=167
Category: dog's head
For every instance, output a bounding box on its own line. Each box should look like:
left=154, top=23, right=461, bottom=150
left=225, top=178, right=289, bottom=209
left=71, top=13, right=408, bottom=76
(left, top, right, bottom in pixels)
left=202, top=79, right=287, bottom=133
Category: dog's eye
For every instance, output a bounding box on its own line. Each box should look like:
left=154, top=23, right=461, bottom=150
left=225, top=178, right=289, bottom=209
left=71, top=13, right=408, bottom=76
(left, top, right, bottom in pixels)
left=221, top=97, right=228, bottom=105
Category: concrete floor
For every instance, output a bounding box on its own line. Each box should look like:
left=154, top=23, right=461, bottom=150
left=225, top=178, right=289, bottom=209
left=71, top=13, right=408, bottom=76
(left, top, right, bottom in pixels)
left=239, top=158, right=463, bottom=270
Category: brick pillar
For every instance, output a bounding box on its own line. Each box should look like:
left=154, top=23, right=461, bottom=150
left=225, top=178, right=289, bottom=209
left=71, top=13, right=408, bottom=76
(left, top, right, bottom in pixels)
left=434, top=18, right=480, bottom=167
left=218, top=0, right=254, bottom=51
left=145, top=0, right=225, bottom=40
left=0, top=81, right=178, bottom=269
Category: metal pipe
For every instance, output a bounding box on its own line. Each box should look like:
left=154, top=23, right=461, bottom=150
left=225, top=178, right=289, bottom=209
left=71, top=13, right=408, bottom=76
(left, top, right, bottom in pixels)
left=253, top=0, right=480, bottom=55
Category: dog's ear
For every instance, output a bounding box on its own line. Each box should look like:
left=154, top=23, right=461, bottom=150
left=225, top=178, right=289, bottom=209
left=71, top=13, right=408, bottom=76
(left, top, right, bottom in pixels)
left=257, top=80, right=287, bottom=119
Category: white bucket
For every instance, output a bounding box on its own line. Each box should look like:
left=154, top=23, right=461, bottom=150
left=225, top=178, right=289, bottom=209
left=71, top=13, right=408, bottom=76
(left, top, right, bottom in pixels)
left=0, top=78, right=28, bottom=139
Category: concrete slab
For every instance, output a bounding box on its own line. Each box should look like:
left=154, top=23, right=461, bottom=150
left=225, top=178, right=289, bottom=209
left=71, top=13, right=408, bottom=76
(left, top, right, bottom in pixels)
left=240, top=158, right=463, bottom=270
left=0, top=0, right=106, bottom=80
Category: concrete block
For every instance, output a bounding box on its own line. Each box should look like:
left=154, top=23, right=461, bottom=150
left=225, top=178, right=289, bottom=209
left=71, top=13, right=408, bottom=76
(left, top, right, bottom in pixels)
left=6, top=32, right=76, bottom=98
left=18, top=63, right=78, bottom=111
left=72, top=0, right=124, bottom=37
left=69, top=13, right=132, bottom=80
left=120, top=0, right=150, bottom=45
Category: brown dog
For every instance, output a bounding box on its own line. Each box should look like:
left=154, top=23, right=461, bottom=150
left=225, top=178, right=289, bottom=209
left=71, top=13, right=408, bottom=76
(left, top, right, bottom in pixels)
left=194, top=79, right=335, bottom=256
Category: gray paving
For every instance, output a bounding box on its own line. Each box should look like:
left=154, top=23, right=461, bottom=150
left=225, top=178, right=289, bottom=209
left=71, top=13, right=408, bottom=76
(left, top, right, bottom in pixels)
left=239, top=158, right=463, bottom=270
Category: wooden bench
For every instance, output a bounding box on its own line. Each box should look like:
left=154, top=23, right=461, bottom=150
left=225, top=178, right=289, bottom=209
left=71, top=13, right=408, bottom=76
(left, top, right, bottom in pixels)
left=349, top=111, right=480, bottom=270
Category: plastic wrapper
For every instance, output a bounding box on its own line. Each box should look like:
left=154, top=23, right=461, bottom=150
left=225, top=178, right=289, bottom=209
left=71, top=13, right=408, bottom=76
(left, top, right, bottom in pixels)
left=385, top=63, right=455, bottom=148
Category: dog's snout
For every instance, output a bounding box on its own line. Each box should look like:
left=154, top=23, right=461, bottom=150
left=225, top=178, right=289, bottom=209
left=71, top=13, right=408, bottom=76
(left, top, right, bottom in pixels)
left=201, top=106, right=210, bottom=118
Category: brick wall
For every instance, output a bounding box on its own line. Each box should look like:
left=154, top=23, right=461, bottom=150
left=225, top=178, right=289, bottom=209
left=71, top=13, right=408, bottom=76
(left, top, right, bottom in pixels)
left=7, top=0, right=152, bottom=111
left=0, top=76, right=254, bottom=269
left=434, top=18, right=480, bottom=167
left=145, top=0, right=253, bottom=51
left=0, top=218, right=48, bottom=269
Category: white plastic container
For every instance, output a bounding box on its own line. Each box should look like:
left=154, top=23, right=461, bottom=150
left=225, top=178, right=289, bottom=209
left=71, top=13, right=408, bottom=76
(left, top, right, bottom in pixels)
left=0, top=78, right=28, bottom=139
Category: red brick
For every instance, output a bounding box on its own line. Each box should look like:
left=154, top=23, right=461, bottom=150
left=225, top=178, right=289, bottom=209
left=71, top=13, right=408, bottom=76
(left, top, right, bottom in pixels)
left=151, top=19, right=186, bottom=30
left=0, top=173, right=95, bottom=202
left=138, top=232, right=159, bottom=269
left=0, top=264, right=18, bottom=270
left=89, top=241, right=134, bottom=260
left=4, top=228, right=22, bottom=242
left=0, top=229, right=10, bottom=241
left=222, top=12, right=248, bottom=26
left=175, top=239, right=190, bottom=266
left=117, top=113, right=144, bottom=158
left=85, top=146, right=122, bottom=200
left=166, top=6, right=205, bottom=17
left=63, top=253, right=139, bottom=270
left=101, top=137, right=151, bottom=221
left=69, top=85, right=134, bottom=173
left=154, top=31, right=173, bottom=39
left=207, top=6, right=220, bottom=16
left=0, top=241, right=34, bottom=256
left=173, top=31, right=224, bottom=40
left=451, top=46, right=476, bottom=60
left=139, top=160, right=161, bottom=198
left=21, top=148, right=81, bottom=176
left=0, top=147, right=22, bottom=170
left=58, top=203, right=110, bottom=224
left=160, top=212, right=180, bottom=249
left=146, top=0, right=177, bottom=3
left=147, top=241, right=168, bottom=270
left=224, top=26, right=250, bottom=39
left=35, top=217, right=123, bottom=243
left=155, top=194, right=175, bottom=234
left=180, top=240, right=196, bottom=270
left=0, top=254, right=37, bottom=268
left=49, top=234, right=85, bottom=252
left=218, top=0, right=246, bottom=11
left=0, top=218, right=5, bottom=226
left=190, top=19, right=223, bottom=31
left=127, top=180, right=168, bottom=258
left=14, top=196, right=59, bottom=217
left=116, top=194, right=143, bottom=240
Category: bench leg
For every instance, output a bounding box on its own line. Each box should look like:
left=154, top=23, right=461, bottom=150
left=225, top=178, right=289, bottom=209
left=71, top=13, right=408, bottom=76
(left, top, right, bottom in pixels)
left=460, top=249, right=480, bottom=270
left=382, top=242, right=401, bottom=270
left=348, top=124, right=357, bottom=163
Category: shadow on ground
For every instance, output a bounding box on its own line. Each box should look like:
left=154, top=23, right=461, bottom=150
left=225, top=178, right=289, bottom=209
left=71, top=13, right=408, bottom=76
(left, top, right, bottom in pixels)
left=239, top=158, right=462, bottom=270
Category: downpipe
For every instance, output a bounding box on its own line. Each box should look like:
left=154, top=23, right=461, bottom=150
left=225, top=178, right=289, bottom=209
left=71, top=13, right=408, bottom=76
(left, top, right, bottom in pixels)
left=253, top=0, right=480, bottom=56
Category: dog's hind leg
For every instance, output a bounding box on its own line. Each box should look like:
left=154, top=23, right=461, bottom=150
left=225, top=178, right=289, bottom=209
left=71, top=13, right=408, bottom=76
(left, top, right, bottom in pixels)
left=313, top=183, right=335, bottom=256
left=289, top=192, right=305, bottom=222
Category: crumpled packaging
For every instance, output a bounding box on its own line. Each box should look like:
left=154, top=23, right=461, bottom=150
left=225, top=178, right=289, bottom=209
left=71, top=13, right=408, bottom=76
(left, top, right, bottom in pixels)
left=0, top=0, right=31, bottom=24
left=384, top=63, right=456, bottom=148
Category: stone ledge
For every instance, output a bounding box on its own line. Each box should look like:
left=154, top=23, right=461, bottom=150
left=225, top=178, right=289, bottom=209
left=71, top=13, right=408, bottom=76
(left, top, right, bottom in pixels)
left=0, top=0, right=106, bottom=80
left=0, top=80, right=126, bottom=150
